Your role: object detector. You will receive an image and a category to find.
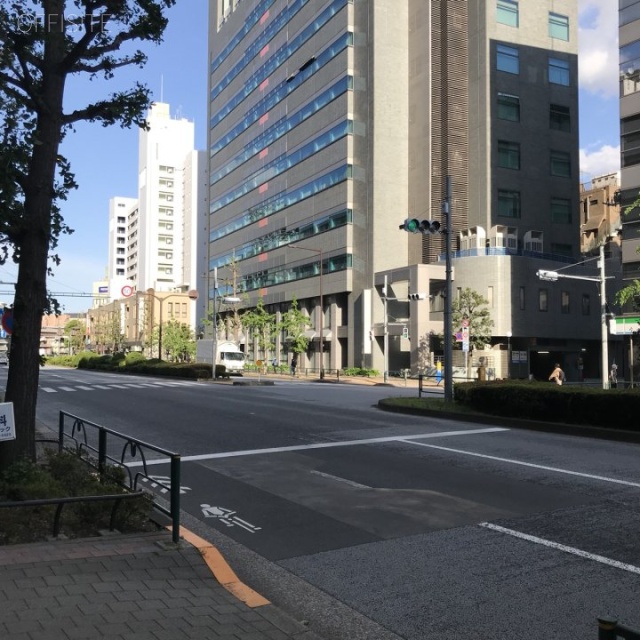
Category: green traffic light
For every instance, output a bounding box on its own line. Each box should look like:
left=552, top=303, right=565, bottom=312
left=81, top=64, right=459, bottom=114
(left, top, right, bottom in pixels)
left=403, top=218, right=420, bottom=233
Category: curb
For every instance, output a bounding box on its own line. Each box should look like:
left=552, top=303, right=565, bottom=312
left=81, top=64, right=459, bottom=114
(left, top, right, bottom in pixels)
left=377, top=399, right=640, bottom=444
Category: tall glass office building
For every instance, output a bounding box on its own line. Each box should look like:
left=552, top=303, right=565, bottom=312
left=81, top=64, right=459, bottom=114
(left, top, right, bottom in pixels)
left=207, top=1, right=595, bottom=380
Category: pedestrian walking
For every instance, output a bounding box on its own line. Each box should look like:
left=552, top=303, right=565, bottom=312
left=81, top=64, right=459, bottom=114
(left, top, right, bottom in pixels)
left=548, top=363, right=565, bottom=385
left=290, top=355, right=298, bottom=377
left=610, top=363, right=618, bottom=388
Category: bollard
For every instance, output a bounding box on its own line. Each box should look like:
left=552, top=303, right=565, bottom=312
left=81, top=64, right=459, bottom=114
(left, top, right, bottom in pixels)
left=418, top=374, right=423, bottom=398
left=597, top=618, right=617, bottom=640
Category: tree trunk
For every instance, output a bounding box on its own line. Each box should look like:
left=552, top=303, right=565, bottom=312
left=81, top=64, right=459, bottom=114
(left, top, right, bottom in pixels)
left=0, top=2, right=66, bottom=466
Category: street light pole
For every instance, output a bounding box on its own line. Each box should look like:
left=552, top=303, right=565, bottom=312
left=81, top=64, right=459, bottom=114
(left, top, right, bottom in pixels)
left=443, top=176, right=454, bottom=403
left=146, top=289, right=164, bottom=359
left=207, top=269, right=241, bottom=379
left=288, top=244, right=324, bottom=378
left=599, top=243, right=609, bottom=390
left=383, top=274, right=389, bottom=384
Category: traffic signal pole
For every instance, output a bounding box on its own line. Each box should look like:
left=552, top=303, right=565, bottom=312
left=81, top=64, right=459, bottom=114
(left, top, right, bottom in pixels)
left=443, top=176, right=454, bottom=403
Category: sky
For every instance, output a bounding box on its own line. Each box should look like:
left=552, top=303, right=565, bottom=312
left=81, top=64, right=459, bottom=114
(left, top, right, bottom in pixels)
left=0, top=0, right=623, bottom=312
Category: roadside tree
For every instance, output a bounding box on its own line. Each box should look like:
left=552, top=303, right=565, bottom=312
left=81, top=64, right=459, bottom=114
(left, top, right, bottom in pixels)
left=451, top=288, right=494, bottom=351
left=0, top=0, right=176, bottom=465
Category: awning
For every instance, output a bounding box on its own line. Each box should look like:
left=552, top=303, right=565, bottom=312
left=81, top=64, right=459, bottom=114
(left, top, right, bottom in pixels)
left=302, top=329, right=333, bottom=340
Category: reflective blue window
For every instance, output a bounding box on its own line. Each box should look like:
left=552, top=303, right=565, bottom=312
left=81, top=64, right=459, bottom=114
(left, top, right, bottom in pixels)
left=237, top=254, right=352, bottom=293
left=210, top=121, right=352, bottom=213
left=209, top=53, right=352, bottom=157
left=211, top=0, right=310, bottom=102
left=548, top=57, right=570, bottom=85
left=211, top=0, right=277, bottom=73
left=210, top=209, right=352, bottom=270
left=210, top=165, right=352, bottom=241
left=210, top=0, right=349, bottom=129
left=497, top=44, right=519, bottom=74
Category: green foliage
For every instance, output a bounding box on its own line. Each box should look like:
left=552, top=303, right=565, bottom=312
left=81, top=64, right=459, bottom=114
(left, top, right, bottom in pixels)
left=162, top=320, right=196, bottom=362
left=451, top=288, right=494, bottom=350
left=242, top=299, right=277, bottom=356
left=278, top=296, right=311, bottom=355
left=0, top=0, right=177, bottom=464
left=615, top=279, right=640, bottom=312
left=111, top=352, right=126, bottom=364
left=0, top=451, right=155, bottom=545
left=342, top=367, right=380, bottom=377
left=125, top=351, right=146, bottom=365
left=214, top=364, right=229, bottom=379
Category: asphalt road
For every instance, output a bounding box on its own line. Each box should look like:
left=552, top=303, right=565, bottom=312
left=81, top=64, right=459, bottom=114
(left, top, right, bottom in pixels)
left=16, top=366, right=640, bottom=639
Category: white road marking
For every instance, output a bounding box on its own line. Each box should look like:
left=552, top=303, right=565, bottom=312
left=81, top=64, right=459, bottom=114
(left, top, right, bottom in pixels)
left=125, top=427, right=508, bottom=468
left=75, top=386, right=94, bottom=391
left=109, top=385, right=130, bottom=389
left=399, top=439, right=640, bottom=488
left=310, top=470, right=371, bottom=488
left=42, top=387, right=57, bottom=393
left=60, top=387, right=76, bottom=392
left=480, top=523, right=640, bottom=575
left=93, top=385, right=113, bottom=390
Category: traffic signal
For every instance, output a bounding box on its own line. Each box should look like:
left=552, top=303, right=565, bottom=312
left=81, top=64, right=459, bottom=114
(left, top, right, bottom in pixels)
left=399, top=219, right=441, bottom=234
left=408, top=293, right=427, bottom=301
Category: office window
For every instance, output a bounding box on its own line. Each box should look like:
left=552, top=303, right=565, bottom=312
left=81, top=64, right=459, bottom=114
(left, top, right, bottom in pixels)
left=497, top=0, right=518, bottom=27
left=498, top=93, right=520, bottom=121
left=549, top=12, right=569, bottom=41
left=549, top=58, right=570, bottom=85
left=498, top=141, right=520, bottom=170
left=621, top=0, right=640, bottom=27
left=550, top=150, right=571, bottom=177
left=622, top=113, right=640, bottom=167
left=539, top=289, right=548, bottom=312
left=497, top=44, right=519, bottom=74
left=582, top=294, right=591, bottom=316
left=519, top=286, right=525, bottom=310
left=498, top=189, right=521, bottom=218
left=561, top=291, right=570, bottom=314
left=550, top=104, right=570, bottom=131
left=551, top=198, right=572, bottom=224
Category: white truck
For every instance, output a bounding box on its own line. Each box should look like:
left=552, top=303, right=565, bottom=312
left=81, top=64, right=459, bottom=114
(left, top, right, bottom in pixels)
left=215, top=341, right=246, bottom=375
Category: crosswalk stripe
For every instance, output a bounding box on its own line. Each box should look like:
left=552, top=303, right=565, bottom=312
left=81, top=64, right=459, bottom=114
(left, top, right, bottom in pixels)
left=76, top=386, right=94, bottom=390
left=42, top=387, right=57, bottom=393
left=93, top=385, right=112, bottom=390
left=60, top=386, right=76, bottom=391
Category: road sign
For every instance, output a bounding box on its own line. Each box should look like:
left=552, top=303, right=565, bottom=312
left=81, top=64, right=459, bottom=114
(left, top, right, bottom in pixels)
left=121, top=285, right=134, bottom=297
left=0, top=402, right=16, bottom=441
left=1, top=309, right=13, bottom=335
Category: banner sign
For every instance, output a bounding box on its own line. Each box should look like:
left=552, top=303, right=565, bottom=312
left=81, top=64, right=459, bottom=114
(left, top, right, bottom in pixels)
left=0, top=402, right=16, bottom=441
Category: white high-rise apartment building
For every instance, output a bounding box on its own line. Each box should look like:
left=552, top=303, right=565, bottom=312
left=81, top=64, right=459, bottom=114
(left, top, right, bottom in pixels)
left=135, top=102, right=198, bottom=293
left=107, top=102, right=204, bottom=299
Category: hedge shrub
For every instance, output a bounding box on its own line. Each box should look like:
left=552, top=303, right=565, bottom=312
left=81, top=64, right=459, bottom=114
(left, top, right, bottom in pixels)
left=454, top=380, right=639, bottom=429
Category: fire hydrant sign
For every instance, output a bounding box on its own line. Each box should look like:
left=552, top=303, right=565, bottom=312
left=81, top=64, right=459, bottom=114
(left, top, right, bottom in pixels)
left=0, top=402, right=16, bottom=441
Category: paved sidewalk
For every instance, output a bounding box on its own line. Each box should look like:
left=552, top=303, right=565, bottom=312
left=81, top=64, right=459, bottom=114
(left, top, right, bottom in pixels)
left=0, top=530, right=325, bottom=640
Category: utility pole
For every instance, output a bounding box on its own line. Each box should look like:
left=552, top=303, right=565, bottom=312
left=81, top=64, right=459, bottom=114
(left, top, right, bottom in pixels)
left=599, top=243, right=609, bottom=390
left=383, top=275, right=389, bottom=384
left=443, top=176, right=454, bottom=403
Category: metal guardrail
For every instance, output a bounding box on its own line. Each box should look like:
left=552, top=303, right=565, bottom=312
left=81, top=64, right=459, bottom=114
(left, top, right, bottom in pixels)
left=58, top=411, right=181, bottom=543
left=0, top=491, right=145, bottom=539
left=599, top=618, right=640, bottom=639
